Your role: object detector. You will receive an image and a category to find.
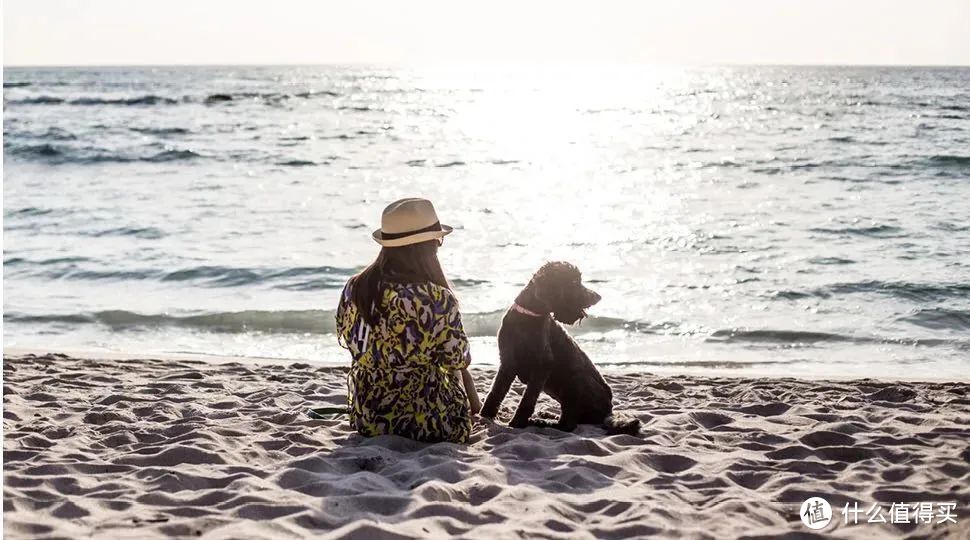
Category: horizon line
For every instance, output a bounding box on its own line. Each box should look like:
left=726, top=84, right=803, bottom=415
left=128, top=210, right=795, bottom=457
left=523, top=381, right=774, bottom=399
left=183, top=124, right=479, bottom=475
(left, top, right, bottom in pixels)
left=5, top=61, right=970, bottom=69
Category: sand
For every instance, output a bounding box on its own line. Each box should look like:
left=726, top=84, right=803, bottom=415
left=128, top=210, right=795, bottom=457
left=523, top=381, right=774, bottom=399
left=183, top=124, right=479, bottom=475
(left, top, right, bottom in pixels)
left=3, top=353, right=968, bottom=539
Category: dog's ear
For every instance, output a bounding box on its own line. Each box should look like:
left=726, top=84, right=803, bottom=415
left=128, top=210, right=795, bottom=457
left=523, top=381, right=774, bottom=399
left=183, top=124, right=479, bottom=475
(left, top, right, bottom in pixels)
left=532, top=275, right=564, bottom=312
left=531, top=278, right=548, bottom=308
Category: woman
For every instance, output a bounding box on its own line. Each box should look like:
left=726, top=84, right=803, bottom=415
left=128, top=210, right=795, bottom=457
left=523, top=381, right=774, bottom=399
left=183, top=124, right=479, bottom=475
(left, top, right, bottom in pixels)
left=336, top=198, right=481, bottom=443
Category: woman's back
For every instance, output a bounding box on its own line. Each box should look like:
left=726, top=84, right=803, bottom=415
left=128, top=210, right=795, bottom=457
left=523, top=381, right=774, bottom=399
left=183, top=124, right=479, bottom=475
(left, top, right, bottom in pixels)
left=337, top=279, right=472, bottom=443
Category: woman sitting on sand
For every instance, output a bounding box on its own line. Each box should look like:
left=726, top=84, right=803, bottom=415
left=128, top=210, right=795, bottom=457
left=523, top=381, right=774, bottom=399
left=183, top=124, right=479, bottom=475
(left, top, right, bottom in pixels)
left=336, top=198, right=481, bottom=443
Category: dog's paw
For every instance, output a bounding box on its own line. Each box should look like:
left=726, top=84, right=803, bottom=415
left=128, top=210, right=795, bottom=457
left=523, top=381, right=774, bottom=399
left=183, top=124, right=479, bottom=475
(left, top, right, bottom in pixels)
left=509, top=416, right=529, bottom=429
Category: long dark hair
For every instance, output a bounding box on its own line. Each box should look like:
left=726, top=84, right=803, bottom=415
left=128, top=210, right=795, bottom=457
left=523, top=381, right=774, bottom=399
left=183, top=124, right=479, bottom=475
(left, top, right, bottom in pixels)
left=350, top=239, right=450, bottom=326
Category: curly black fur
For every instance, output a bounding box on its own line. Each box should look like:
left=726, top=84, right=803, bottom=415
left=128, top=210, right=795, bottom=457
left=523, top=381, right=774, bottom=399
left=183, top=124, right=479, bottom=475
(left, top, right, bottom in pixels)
left=481, top=262, right=640, bottom=435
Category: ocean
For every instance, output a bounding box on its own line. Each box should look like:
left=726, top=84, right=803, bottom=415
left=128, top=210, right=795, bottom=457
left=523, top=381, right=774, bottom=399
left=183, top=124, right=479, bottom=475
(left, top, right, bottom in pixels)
left=3, top=65, right=968, bottom=378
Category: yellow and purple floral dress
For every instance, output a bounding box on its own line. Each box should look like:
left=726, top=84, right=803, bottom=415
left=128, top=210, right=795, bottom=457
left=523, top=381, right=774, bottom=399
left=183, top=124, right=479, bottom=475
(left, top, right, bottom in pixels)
left=336, top=280, right=472, bottom=443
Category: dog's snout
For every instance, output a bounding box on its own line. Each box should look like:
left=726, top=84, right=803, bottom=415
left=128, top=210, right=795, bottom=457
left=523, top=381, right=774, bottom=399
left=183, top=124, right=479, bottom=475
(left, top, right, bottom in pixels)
left=586, top=289, right=602, bottom=306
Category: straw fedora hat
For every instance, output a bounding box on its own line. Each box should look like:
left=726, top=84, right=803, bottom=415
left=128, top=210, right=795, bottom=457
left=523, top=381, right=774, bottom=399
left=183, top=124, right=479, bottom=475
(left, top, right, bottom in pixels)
left=372, top=198, right=453, bottom=247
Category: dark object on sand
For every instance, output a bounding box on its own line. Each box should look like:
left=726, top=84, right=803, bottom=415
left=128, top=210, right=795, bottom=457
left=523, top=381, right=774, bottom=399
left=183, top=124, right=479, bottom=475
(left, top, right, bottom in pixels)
left=307, top=406, right=350, bottom=419
left=481, top=262, right=640, bottom=435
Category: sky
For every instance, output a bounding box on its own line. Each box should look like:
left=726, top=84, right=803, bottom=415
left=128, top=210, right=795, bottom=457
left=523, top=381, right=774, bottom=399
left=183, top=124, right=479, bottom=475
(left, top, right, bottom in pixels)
left=4, top=0, right=970, bottom=66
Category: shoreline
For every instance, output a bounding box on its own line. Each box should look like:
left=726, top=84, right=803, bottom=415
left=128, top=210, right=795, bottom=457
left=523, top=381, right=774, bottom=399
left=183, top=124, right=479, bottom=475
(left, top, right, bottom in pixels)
left=4, top=352, right=969, bottom=538
left=4, top=346, right=968, bottom=383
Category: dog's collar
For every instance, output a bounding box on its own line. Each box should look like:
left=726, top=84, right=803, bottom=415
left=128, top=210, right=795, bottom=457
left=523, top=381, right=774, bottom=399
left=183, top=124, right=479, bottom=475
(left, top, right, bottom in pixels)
left=511, top=303, right=545, bottom=317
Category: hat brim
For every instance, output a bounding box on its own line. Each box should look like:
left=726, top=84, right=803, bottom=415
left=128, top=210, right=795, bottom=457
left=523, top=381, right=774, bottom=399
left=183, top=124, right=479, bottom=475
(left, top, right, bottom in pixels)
left=372, top=224, right=453, bottom=247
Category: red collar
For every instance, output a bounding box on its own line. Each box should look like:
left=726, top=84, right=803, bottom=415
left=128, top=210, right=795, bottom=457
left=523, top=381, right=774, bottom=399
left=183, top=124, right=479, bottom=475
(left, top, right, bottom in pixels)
left=511, top=303, right=545, bottom=317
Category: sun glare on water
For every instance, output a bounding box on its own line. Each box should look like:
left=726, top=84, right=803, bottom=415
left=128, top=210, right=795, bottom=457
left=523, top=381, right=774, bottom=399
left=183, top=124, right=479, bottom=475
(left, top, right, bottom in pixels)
left=414, top=66, right=701, bottom=260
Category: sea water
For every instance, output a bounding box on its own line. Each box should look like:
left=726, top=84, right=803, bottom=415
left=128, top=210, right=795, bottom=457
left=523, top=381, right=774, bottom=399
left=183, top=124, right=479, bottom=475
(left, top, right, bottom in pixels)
left=4, top=65, right=968, bottom=378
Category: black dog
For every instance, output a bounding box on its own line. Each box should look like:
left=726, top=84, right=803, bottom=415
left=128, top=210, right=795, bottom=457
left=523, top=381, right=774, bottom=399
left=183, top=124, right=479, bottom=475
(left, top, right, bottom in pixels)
left=481, top=262, right=640, bottom=435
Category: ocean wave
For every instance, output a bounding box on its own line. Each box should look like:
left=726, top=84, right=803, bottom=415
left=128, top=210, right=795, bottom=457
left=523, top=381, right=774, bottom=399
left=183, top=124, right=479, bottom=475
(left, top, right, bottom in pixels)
left=931, top=221, right=970, bottom=233
left=772, top=280, right=970, bottom=303
left=924, top=155, right=970, bottom=167
left=6, top=95, right=180, bottom=106
left=204, top=90, right=340, bottom=104
left=4, top=143, right=203, bottom=164
left=888, top=155, right=970, bottom=178
left=276, top=159, right=320, bottom=167
left=898, top=308, right=970, bottom=332
left=748, top=158, right=861, bottom=175
left=129, top=127, right=191, bottom=136
left=5, top=143, right=63, bottom=159
left=4, top=309, right=337, bottom=335
left=809, top=224, right=904, bottom=238
left=595, top=359, right=801, bottom=368
left=806, top=256, right=855, bottom=265
left=2, top=308, right=670, bottom=338
left=204, top=94, right=234, bottom=104
left=7, top=308, right=970, bottom=353
left=143, top=149, right=202, bottom=162
left=4, top=207, right=60, bottom=218
left=4, top=261, right=360, bottom=290
left=3, top=81, right=75, bottom=88
left=405, top=159, right=484, bottom=168
left=71, top=95, right=179, bottom=106
left=293, top=91, right=340, bottom=98
left=706, top=328, right=968, bottom=349
left=708, top=329, right=853, bottom=343
left=6, top=91, right=342, bottom=107
left=87, top=227, right=167, bottom=240
left=4, top=127, right=78, bottom=141
left=827, top=281, right=970, bottom=302
left=4, top=256, right=93, bottom=266
left=5, top=259, right=497, bottom=292
left=6, top=96, right=65, bottom=105
left=2, top=225, right=166, bottom=241
left=337, top=105, right=377, bottom=112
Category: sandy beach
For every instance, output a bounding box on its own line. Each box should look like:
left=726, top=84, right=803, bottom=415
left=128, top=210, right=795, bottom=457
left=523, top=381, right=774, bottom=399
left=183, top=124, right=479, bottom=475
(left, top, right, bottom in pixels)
left=3, top=352, right=968, bottom=539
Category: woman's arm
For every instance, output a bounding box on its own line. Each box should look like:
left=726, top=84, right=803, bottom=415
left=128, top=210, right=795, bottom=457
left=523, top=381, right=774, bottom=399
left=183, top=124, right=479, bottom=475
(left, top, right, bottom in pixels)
left=431, top=288, right=479, bottom=413
left=460, top=368, right=482, bottom=415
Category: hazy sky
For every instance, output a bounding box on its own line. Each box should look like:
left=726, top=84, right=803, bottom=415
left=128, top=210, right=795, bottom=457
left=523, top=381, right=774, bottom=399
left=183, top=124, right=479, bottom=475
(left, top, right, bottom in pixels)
left=4, top=0, right=970, bottom=66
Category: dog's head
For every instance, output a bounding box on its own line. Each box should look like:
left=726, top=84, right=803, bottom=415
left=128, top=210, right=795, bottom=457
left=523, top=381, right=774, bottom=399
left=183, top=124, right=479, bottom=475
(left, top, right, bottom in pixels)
left=529, top=261, right=601, bottom=325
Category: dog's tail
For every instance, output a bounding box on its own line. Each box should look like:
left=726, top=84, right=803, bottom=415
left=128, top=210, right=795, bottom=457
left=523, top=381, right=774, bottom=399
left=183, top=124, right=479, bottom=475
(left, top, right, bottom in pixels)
left=603, top=413, right=640, bottom=436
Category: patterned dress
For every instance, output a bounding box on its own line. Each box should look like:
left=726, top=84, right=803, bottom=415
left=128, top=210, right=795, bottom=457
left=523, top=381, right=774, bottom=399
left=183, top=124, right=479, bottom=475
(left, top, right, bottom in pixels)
left=336, top=280, right=472, bottom=443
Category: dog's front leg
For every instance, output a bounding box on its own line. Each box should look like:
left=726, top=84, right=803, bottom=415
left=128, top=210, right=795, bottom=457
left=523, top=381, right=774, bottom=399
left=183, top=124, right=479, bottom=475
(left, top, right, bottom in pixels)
left=481, top=364, right=516, bottom=419
left=509, top=370, right=550, bottom=428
